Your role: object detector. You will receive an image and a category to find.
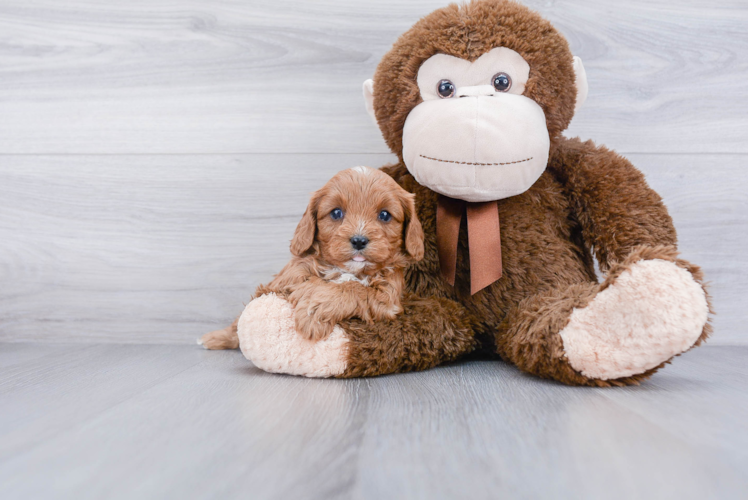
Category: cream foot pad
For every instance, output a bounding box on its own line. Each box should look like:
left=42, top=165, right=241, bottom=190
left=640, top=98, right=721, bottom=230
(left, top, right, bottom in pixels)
left=560, top=259, right=708, bottom=380
left=237, top=293, right=348, bottom=378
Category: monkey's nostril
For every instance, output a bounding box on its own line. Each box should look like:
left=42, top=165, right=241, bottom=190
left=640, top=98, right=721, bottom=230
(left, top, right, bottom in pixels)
left=350, top=236, right=369, bottom=250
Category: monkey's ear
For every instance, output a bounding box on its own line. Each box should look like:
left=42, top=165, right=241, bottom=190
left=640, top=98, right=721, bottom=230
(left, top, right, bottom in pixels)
left=573, top=56, right=588, bottom=112
left=290, top=191, right=320, bottom=257
left=362, top=79, right=377, bottom=124
left=400, top=192, right=425, bottom=261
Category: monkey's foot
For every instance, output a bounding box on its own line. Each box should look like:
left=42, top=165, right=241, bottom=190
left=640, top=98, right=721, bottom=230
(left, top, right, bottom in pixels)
left=237, top=293, right=348, bottom=377
left=559, top=259, right=709, bottom=380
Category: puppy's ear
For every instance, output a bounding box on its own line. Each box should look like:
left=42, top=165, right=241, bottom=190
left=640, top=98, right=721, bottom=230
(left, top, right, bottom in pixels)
left=290, top=190, right=321, bottom=257
left=400, top=191, right=424, bottom=261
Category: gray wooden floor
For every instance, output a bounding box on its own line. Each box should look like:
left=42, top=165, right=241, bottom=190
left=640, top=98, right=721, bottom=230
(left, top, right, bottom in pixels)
left=1, top=343, right=747, bottom=500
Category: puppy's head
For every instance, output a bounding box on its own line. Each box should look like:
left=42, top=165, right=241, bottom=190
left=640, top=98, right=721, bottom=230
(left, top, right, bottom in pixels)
left=290, top=166, right=424, bottom=274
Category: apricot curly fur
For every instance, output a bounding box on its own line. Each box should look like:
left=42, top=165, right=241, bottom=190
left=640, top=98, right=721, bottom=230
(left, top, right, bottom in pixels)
left=200, top=168, right=424, bottom=347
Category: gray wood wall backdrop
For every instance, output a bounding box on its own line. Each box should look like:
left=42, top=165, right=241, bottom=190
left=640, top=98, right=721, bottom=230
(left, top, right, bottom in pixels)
left=1, top=0, right=746, bottom=345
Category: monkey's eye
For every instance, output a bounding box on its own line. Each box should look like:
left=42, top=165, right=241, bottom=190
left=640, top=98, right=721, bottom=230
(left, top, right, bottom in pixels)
left=330, top=208, right=344, bottom=220
left=437, top=79, right=455, bottom=99
left=378, top=210, right=392, bottom=222
left=492, top=72, right=512, bottom=92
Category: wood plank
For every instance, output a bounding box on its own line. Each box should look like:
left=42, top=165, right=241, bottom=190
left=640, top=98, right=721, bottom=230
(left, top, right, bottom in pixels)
left=352, top=353, right=748, bottom=499
left=0, top=0, right=745, bottom=154
left=0, top=344, right=205, bottom=462
left=0, top=153, right=745, bottom=344
left=0, top=342, right=80, bottom=371
left=0, top=345, right=369, bottom=500
left=0, top=344, right=745, bottom=499
left=597, top=345, right=748, bottom=464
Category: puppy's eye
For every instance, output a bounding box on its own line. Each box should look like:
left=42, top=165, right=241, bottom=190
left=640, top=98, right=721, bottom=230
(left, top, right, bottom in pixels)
left=492, top=72, right=512, bottom=92
left=437, top=79, right=455, bottom=99
left=330, top=208, right=344, bottom=220
left=378, top=210, right=392, bottom=222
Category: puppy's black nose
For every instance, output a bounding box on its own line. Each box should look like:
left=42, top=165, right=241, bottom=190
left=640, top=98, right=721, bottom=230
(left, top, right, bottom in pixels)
left=350, top=236, right=369, bottom=250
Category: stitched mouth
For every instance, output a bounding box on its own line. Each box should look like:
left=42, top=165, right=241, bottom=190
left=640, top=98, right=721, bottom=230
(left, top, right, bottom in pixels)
left=419, top=154, right=533, bottom=166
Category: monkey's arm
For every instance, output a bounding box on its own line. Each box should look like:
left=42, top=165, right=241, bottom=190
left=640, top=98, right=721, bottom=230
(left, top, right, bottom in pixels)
left=236, top=291, right=476, bottom=378
left=549, top=137, right=677, bottom=270
left=337, top=293, right=476, bottom=377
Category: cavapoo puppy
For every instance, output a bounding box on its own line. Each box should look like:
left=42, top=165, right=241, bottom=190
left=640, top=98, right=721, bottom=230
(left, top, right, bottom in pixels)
left=199, top=166, right=424, bottom=349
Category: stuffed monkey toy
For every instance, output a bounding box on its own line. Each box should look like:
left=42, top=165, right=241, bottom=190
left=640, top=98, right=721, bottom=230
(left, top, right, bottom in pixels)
left=220, top=0, right=711, bottom=386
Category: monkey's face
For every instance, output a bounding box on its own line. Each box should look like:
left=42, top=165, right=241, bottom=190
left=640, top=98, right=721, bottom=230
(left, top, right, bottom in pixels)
left=363, top=0, right=589, bottom=203
left=402, top=47, right=551, bottom=202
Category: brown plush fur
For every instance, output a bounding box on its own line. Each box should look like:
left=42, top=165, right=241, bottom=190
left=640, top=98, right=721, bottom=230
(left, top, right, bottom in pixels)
left=200, top=168, right=424, bottom=348
left=341, top=293, right=477, bottom=377
left=205, top=0, right=711, bottom=385
left=335, top=0, right=712, bottom=384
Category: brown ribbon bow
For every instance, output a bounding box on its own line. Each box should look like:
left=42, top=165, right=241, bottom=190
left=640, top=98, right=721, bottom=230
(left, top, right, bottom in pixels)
left=436, top=195, right=503, bottom=295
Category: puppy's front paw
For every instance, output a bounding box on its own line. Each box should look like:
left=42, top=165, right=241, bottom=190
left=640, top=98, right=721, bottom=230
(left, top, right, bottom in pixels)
left=294, top=307, right=336, bottom=341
